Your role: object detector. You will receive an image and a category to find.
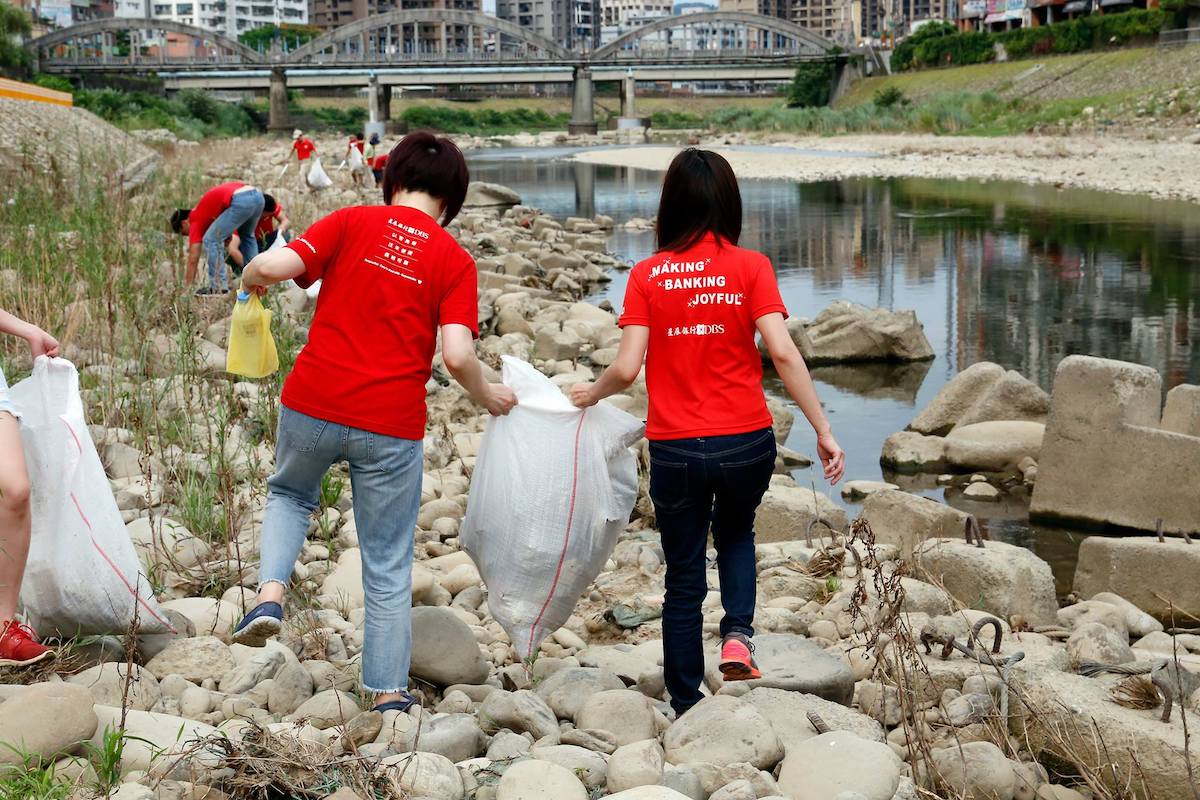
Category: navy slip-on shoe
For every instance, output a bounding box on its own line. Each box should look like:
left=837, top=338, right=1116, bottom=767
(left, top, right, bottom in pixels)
left=231, top=601, right=283, bottom=647
left=374, top=691, right=420, bottom=714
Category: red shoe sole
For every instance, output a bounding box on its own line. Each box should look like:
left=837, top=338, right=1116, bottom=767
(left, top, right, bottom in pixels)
left=720, top=661, right=762, bottom=681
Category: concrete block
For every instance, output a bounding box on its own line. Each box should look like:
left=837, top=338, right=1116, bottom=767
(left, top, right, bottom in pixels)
left=1073, top=536, right=1200, bottom=620
left=1030, top=355, right=1200, bottom=534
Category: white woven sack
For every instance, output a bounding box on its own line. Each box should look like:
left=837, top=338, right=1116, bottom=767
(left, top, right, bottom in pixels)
left=461, top=356, right=644, bottom=660
left=11, top=357, right=171, bottom=636
left=307, top=157, right=333, bottom=189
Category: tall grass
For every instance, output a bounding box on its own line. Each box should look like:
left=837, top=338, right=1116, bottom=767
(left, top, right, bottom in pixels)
left=705, top=91, right=1006, bottom=135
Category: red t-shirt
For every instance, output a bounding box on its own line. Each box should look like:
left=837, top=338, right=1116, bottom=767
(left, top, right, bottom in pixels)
left=283, top=205, right=479, bottom=439
left=619, top=234, right=787, bottom=441
left=373, top=153, right=389, bottom=171
left=348, top=137, right=365, bottom=154
left=188, top=182, right=244, bottom=246
left=293, top=138, right=315, bottom=160
left=255, top=204, right=282, bottom=240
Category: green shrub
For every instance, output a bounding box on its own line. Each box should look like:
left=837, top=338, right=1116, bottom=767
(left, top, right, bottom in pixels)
left=398, top=105, right=569, bottom=135
left=74, top=88, right=260, bottom=138
left=894, top=9, right=1168, bottom=71
left=32, top=74, right=73, bottom=93
left=873, top=85, right=909, bottom=108
left=309, top=105, right=369, bottom=133
left=787, top=61, right=835, bottom=108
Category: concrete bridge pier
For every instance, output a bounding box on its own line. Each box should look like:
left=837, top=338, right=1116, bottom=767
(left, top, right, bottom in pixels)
left=268, top=66, right=290, bottom=132
left=619, top=72, right=636, bottom=119
left=829, top=56, right=865, bottom=106
left=573, top=159, right=596, bottom=219
left=568, top=66, right=598, bottom=135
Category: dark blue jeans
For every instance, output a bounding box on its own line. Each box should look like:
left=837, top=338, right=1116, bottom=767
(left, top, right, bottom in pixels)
left=649, top=427, right=776, bottom=715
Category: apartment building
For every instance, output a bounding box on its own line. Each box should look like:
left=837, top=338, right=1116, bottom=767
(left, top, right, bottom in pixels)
left=494, top=0, right=599, bottom=50
left=717, top=0, right=789, bottom=18
left=307, top=0, right=480, bottom=56
left=113, top=0, right=307, bottom=40
left=598, top=0, right=670, bottom=44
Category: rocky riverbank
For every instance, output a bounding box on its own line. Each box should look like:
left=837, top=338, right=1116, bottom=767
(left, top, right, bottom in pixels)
left=573, top=134, right=1200, bottom=205
left=2, top=136, right=1198, bottom=800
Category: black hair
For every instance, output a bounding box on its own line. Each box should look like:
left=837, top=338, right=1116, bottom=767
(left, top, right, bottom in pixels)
left=354, top=132, right=364, bottom=140
left=170, top=208, right=190, bottom=234
left=655, top=148, right=742, bottom=253
left=369, top=133, right=380, bottom=145
left=262, top=194, right=277, bottom=214
left=381, top=131, right=469, bottom=226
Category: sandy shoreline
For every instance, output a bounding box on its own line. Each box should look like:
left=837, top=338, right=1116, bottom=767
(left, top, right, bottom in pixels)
left=573, top=134, right=1200, bottom=205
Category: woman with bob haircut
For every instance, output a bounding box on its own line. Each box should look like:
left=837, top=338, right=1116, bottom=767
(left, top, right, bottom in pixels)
left=231, top=131, right=517, bottom=714
left=572, top=148, right=844, bottom=717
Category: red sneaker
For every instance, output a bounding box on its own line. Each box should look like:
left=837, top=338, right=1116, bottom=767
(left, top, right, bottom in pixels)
left=719, top=633, right=761, bottom=681
left=0, top=621, right=54, bottom=667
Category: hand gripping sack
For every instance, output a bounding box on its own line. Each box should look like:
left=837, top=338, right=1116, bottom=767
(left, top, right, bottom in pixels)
left=10, top=357, right=171, bottom=636
left=307, top=156, right=333, bottom=190
left=461, top=357, right=644, bottom=659
left=226, top=291, right=279, bottom=379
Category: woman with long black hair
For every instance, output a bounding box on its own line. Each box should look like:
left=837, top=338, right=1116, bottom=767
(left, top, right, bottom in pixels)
left=571, top=148, right=845, bottom=717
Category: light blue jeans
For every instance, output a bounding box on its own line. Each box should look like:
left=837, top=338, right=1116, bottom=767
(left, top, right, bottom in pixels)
left=0, top=365, right=16, bottom=419
left=259, top=405, right=423, bottom=694
left=202, top=188, right=264, bottom=292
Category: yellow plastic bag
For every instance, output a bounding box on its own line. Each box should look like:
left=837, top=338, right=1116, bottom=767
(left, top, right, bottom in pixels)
left=226, top=291, right=279, bottom=379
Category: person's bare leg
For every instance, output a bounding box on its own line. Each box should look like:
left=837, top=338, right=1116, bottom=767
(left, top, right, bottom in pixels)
left=256, top=580, right=285, bottom=606
left=0, top=413, right=31, bottom=622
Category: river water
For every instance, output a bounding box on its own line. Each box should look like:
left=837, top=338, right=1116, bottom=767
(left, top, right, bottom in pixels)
left=466, top=147, right=1200, bottom=593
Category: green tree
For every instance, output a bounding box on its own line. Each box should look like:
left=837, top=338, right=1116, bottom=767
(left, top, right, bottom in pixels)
left=890, top=20, right=958, bottom=72
left=787, top=61, right=834, bottom=108
left=0, top=2, right=33, bottom=78
left=239, top=24, right=321, bottom=52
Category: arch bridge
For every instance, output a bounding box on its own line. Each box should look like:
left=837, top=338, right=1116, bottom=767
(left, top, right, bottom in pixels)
left=30, top=10, right=849, bottom=131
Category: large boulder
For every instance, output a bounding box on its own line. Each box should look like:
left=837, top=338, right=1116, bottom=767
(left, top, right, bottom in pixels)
left=956, top=370, right=1051, bottom=429
left=943, top=421, right=1045, bottom=472
left=777, top=730, right=902, bottom=800
left=498, top=759, right=589, bottom=800
left=478, top=689, right=559, bottom=740
left=861, top=490, right=970, bottom=562
left=1011, top=668, right=1200, bottom=800
left=915, top=537, right=1059, bottom=626
left=410, top=606, right=490, bottom=686
left=576, top=689, right=658, bottom=746
left=89, top=705, right=218, bottom=773
left=702, top=635, right=854, bottom=704
left=880, top=431, right=948, bottom=472
left=754, top=483, right=849, bottom=542
left=1072, top=536, right=1200, bottom=620
left=742, top=688, right=885, bottom=754
left=464, top=181, right=521, bottom=207
left=1065, top=623, right=1135, bottom=669
left=67, top=663, right=160, bottom=712
left=606, top=739, right=666, bottom=794
left=791, top=302, right=934, bottom=365
left=910, top=362, right=1007, bottom=435
left=390, top=712, right=486, bottom=763
left=381, top=751, right=464, bottom=800
left=0, top=683, right=99, bottom=766
left=146, top=636, right=235, bottom=683
left=929, top=740, right=1017, bottom=800
left=1031, top=355, right=1200, bottom=534
left=662, top=695, right=784, bottom=770
left=535, top=666, right=626, bottom=721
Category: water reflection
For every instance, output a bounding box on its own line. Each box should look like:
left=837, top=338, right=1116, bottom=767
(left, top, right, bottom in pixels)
left=465, top=150, right=1200, bottom=586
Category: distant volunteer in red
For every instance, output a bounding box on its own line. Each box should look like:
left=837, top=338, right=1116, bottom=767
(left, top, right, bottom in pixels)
left=232, top=132, right=517, bottom=715
left=290, top=129, right=317, bottom=190
left=571, top=148, right=845, bottom=717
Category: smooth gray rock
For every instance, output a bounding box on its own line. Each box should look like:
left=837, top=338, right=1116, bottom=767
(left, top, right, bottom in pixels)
left=703, top=635, right=854, bottom=705
left=534, top=666, right=626, bottom=721
left=0, top=683, right=99, bottom=766
left=410, top=606, right=490, bottom=686
left=663, top=696, right=784, bottom=770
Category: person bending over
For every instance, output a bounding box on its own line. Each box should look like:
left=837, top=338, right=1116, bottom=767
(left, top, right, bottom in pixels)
left=571, top=148, right=845, bottom=718
left=0, top=308, right=59, bottom=666
left=170, top=182, right=265, bottom=295
left=231, top=132, right=517, bottom=715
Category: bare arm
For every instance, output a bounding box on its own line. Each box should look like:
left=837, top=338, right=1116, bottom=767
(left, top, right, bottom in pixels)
left=184, top=242, right=202, bottom=284
left=226, top=234, right=244, bottom=269
left=0, top=308, right=59, bottom=357
left=757, top=312, right=844, bottom=483
left=241, top=247, right=306, bottom=292
left=277, top=212, right=291, bottom=234
left=441, top=324, right=516, bottom=417
left=570, top=325, right=649, bottom=408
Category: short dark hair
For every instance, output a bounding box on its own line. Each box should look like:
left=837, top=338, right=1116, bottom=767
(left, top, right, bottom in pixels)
left=170, top=208, right=190, bottom=234
left=381, top=131, right=469, bottom=226
left=354, top=132, right=364, bottom=140
left=655, top=148, right=742, bottom=253
left=262, top=194, right=277, bottom=214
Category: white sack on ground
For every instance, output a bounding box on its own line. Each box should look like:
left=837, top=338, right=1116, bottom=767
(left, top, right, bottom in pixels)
left=11, top=357, right=171, bottom=636
left=462, top=356, right=644, bottom=659
left=307, top=157, right=333, bottom=189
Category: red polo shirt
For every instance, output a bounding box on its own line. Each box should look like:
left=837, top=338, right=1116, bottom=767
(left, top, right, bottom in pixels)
left=282, top=205, right=479, bottom=439
left=619, top=234, right=787, bottom=441
left=188, top=182, right=244, bottom=246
